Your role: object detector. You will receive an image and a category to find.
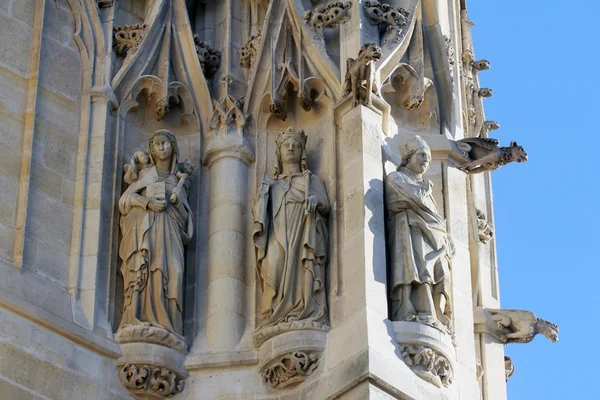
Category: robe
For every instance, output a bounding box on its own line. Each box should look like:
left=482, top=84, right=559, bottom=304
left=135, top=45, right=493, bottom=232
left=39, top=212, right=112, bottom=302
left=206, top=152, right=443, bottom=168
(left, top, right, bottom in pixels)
left=385, top=167, right=451, bottom=319
left=118, top=166, right=193, bottom=336
left=253, top=172, right=329, bottom=329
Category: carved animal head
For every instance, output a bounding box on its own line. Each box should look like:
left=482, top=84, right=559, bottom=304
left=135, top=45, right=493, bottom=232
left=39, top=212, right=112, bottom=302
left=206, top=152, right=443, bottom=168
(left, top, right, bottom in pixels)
left=484, top=121, right=500, bottom=132
left=508, top=141, right=528, bottom=163
left=358, top=43, right=383, bottom=62
left=478, top=88, right=493, bottom=98
left=473, top=59, right=490, bottom=71
left=537, top=319, right=559, bottom=343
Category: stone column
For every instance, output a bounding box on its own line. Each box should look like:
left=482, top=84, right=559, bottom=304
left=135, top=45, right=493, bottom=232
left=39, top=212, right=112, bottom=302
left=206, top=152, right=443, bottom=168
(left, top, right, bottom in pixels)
left=203, top=83, right=254, bottom=350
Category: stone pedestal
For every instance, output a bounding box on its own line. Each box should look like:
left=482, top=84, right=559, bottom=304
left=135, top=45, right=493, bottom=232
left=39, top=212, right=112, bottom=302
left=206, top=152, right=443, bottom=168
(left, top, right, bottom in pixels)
left=393, top=321, right=456, bottom=388
left=257, top=330, right=328, bottom=390
left=116, top=342, right=188, bottom=399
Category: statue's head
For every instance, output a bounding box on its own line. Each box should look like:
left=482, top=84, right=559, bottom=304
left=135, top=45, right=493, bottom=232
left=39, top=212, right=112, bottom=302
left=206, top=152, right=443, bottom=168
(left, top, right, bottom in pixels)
left=358, top=43, right=383, bottom=62
left=133, top=151, right=150, bottom=166
left=399, top=135, right=431, bottom=175
left=537, top=318, right=559, bottom=343
left=509, top=141, right=528, bottom=163
left=149, top=130, right=179, bottom=173
left=274, top=128, right=308, bottom=176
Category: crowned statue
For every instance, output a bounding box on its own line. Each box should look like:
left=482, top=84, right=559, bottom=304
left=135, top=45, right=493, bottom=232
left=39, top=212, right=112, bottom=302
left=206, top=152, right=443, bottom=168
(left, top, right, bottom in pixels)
left=252, top=128, right=330, bottom=344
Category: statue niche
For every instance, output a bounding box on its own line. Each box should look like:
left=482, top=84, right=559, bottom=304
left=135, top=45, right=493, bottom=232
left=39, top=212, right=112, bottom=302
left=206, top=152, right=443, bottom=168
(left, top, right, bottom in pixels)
left=116, top=130, right=194, bottom=353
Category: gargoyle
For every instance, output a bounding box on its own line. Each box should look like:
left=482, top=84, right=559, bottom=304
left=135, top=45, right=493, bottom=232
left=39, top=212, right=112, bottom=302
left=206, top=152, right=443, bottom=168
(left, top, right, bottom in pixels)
left=488, top=309, right=559, bottom=344
left=382, top=63, right=433, bottom=110
left=342, top=43, right=383, bottom=107
left=481, top=120, right=500, bottom=136
left=478, top=88, right=493, bottom=98
left=472, top=59, right=490, bottom=71
left=456, top=138, right=527, bottom=174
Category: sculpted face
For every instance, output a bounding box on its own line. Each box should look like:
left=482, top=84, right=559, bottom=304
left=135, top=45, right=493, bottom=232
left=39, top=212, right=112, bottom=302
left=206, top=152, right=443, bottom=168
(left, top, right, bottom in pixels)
left=407, top=148, right=431, bottom=175
left=134, top=151, right=150, bottom=166
left=510, top=141, right=528, bottom=163
left=279, top=137, right=303, bottom=165
left=152, top=134, right=173, bottom=162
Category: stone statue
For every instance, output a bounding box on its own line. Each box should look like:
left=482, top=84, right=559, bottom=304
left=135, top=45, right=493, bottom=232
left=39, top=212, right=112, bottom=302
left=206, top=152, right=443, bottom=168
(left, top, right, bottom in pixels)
left=456, top=138, right=528, bottom=174
left=252, top=128, right=330, bottom=343
left=117, top=130, right=194, bottom=347
left=488, top=309, right=559, bottom=344
left=385, top=136, right=453, bottom=333
left=342, top=43, right=383, bottom=107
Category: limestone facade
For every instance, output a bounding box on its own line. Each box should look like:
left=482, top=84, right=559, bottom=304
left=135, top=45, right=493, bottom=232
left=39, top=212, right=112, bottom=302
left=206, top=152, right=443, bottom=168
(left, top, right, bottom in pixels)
left=0, top=1, right=557, bottom=399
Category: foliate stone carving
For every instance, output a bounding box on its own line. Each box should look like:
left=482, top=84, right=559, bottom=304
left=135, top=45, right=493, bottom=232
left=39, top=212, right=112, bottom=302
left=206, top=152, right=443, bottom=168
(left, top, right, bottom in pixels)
left=119, top=364, right=184, bottom=398
left=193, top=35, right=221, bottom=78
left=445, top=37, right=456, bottom=68
left=304, top=1, right=352, bottom=35
left=113, top=24, right=149, bottom=60
left=488, top=309, right=559, bottom=344
left=117, top=130, right=193, bottom=349
left=456, top=138, right=528, bottom=174
left=400, top=345, right=454, bottom=388
left=363, top=1, right=410, bottom=45
left=504, top=356, right=515, bottom=381
left=476, top=208, right=494, bottom=244
left=252, top=128, right=330, bottom=346
left=386, top=136, right=454, bottom=334
left=239, top=30, right=261, bottom=69
left=342, top=43, right=382, bottom=107
left=261, top=351, right=320, bottom=389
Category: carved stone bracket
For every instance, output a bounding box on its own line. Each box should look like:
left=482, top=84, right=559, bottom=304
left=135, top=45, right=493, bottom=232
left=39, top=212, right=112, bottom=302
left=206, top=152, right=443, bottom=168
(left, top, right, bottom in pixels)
left=115, top=325, right=187, bottom=354
left=393, top=321, right=456, bottom=388
left=193, top=35, right=221, bottom=78
left=257, top=329, right=327, bottom=390
left=116, top=342, right=189, bottom=399
left=261, top=351, right=320, bottom=389
left=400, top=345, right=454, bottom=388
left=239, top=30, right=261, bottom=70
left=304, top=1, right=352, bottom=37
left=363, top=1, right=411, bottom=45
left=119, top=364, right=184, bottom=399
left=476, top=208, right=494, bottom=244
left=114, top=24, right=149, bottom=60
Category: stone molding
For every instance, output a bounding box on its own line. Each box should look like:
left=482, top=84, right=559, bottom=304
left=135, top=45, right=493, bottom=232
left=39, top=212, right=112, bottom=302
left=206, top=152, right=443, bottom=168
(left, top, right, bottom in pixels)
left=115, top=325, right=188, bottom=355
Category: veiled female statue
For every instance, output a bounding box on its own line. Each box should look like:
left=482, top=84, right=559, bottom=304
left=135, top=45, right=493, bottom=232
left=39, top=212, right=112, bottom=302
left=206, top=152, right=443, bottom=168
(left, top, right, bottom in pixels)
left=252, top=128, right=330, bottom=343
left=117, top=130, right=193, bottom=346
left=385, top=135, right=453, bottom=333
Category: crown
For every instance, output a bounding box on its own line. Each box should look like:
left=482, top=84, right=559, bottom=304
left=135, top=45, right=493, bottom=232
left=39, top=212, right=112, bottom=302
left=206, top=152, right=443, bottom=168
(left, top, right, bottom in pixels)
left=276, top=127, right=307, bottom=148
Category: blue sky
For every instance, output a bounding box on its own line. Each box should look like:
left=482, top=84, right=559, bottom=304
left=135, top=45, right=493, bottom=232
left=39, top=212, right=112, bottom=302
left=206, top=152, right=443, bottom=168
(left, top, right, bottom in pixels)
left=467, top=1, right=600, bottom=398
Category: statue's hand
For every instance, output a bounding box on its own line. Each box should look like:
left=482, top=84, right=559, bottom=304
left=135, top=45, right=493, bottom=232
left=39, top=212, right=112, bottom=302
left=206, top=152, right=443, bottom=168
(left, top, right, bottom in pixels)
left=306, top=195, right=319, bottom=213
left=148, top=198, right=167, bottom=212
